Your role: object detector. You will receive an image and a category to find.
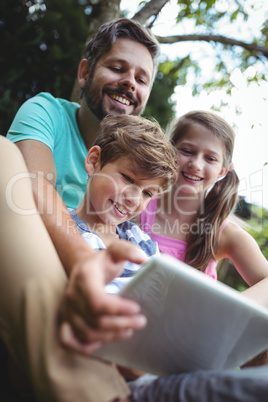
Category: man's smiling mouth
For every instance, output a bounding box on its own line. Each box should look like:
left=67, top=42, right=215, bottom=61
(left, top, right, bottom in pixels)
left=109, top=94, right=131, bottom=106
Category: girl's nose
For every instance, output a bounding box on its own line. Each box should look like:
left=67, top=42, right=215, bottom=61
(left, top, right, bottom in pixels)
left=189, top=156, right=202, bottom=171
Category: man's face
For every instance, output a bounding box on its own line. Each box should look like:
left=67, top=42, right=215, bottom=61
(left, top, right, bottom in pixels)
left=84, top=38, right=154, bottom=120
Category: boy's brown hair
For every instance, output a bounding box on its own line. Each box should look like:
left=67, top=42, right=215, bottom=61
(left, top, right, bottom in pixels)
left=94, top=115, right=178, bottom=191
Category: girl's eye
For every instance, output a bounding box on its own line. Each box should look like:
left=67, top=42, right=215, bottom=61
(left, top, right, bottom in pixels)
left=206, top=156, right=216, bottom=162
left=143, top=190, right=152, bottom=198
left=180, top=148, right=192, bottom=155
left=122, top=174, right=134, bottom=184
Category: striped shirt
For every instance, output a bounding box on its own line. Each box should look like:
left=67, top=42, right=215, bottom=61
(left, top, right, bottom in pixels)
left=69, top=209, right=159, bottom=294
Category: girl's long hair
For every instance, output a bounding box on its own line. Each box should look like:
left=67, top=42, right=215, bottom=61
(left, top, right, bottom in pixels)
left=171, top=110, right=240, bottom=271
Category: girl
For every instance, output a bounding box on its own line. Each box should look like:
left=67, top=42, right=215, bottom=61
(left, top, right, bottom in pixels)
left=139, top=110, right=268, bottom=307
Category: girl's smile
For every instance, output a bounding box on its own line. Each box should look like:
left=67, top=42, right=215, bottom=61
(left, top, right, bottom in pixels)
left=176, top=123, right=227, bottom=195
left=181, top=172, right=203, bottom=183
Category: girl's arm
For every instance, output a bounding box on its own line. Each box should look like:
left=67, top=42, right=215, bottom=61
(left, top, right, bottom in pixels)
left=218, top=221, right=268, bottom=307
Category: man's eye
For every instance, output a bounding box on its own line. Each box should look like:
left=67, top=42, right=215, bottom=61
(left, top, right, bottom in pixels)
left=137, top=76, right=147, bottom=85
left=110, top=66, right=122, bottom=73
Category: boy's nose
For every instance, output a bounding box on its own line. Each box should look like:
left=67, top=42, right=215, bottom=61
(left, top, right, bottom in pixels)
left=124, top=185, right=141, bottom=207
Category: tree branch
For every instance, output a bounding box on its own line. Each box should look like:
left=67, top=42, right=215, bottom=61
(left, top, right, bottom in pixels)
left=156, top=33, right=268, bottom=58
left=133, top=0, right=170, bottom=25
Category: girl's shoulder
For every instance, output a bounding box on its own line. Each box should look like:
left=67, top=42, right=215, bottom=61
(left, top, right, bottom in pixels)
left=217, top=217, right=250, bottom=259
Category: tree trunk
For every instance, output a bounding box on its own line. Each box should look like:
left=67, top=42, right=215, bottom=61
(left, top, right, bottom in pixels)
left=70, top=0, right=121, bottom=102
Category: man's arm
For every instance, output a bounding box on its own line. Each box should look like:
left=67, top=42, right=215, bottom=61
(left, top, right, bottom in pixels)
left=16, top=140, right=147, bottom=353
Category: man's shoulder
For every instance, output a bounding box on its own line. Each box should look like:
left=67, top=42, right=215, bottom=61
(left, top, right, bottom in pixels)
left=29, top=92, right=80, bottom=112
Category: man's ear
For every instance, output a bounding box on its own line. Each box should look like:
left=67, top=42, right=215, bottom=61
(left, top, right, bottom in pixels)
left=85, top=146, right=101, bottom=175
left=78, top=59, right=90, bottom=89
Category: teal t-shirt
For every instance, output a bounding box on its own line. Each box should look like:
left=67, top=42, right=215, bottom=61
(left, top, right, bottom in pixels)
left=7, top=92, right=88, bottom=208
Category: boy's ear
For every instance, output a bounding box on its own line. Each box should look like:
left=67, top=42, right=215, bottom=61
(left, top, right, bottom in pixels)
left=85, top=146, right=101, bottom=175
left=78, top=59, right=90, bottom=89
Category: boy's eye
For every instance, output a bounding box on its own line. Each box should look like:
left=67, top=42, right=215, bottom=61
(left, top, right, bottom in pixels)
left=122, top=174, right=134, bottom=184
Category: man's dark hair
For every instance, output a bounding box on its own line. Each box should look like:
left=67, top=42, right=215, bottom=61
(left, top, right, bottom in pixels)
left=85, top=18, right=160, bottom=84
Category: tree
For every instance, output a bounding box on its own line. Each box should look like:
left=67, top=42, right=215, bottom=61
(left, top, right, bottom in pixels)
left=1, top=0, right=268, bottom=133
left=218, top=200, right=268, bottom=291
left=0, top=0, right=88, bottom=134
left=72, top=0, right=268, bottom=93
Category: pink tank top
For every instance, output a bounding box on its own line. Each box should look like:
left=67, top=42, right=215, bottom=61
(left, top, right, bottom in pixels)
left=140, top=198, right=228, bottom=280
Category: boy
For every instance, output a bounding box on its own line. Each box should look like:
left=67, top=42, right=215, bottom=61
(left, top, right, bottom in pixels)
left=6, top=18, right=160, bottom=357
left=69, top=114, right=178, bottom=294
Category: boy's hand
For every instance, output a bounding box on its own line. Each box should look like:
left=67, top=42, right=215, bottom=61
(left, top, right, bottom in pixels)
left=59, top=240, right=148, bottom=354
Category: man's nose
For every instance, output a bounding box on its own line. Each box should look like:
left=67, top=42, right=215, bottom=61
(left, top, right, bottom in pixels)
left=119, top=72, right=136, bottom=91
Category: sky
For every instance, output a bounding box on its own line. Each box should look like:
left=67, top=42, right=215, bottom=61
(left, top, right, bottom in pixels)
left=121, top=0, right=268, bottom=211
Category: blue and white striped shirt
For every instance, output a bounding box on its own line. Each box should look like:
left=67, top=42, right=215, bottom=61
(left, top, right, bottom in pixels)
left=69, top=209, right=159, bottom=294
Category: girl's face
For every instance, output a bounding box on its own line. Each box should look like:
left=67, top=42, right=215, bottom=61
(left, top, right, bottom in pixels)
left=88, top=157, right=163, bottom=226
left=175, top=123, right=228, bottom=196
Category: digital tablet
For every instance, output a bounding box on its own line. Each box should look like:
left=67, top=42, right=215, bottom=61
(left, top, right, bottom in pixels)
left=93, top=254, right=268, bottom=375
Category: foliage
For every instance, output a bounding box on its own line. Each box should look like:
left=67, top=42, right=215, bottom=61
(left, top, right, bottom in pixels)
left=218, top=198, right=268, bottom=291
left=0, top=0, right=88, bottom=135
left=144, top=58, right=179, bottom=128
left=153, top=0, right=268, bottom=100
left=246, top=204, right=268, bottom=260
left=1, top=0, right=268, bottom=135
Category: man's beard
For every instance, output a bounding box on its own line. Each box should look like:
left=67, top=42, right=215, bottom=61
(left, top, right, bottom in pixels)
left=83, top=76, right=142, bottom=121
left=83, top=78, right=106, bottom=121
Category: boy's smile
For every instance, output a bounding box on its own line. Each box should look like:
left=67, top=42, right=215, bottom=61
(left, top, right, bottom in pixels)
left=79, top=157, right=163, bottom=229
left=112, top=200, right=131, bottom=218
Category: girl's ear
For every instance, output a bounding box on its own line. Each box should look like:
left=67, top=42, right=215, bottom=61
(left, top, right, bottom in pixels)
left=78, top=59, right=90, bottom=89
left=218, top=166, right=229, bottom=179
left=85, top=146, right=101, bottom=175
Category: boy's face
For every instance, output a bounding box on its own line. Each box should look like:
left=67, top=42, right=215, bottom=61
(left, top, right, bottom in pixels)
left=84, top=38, right=154, bottom=120
left=87, top=157, right=162, bottom=226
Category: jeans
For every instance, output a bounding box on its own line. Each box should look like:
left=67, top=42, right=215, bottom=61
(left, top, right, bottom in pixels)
left=129, top=367, right=268, bottom=402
